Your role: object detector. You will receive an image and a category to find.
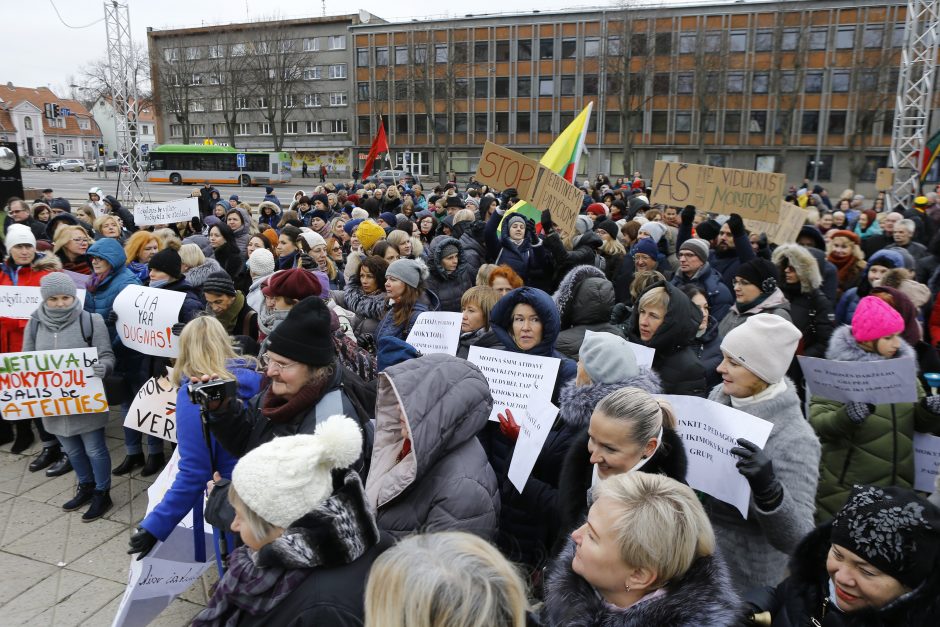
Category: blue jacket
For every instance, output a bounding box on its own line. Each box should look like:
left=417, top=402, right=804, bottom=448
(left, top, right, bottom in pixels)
left=671, top=262, right=735, bottom=324
left=83, top=238, right=141, bottom=338
left=141, top=362, right=261, bottom=540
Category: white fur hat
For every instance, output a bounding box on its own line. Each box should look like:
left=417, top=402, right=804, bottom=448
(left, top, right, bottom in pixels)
left=231, top=415, right=363, bottom=528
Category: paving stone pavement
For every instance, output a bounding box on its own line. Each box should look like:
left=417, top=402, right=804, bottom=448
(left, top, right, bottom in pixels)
left=0, top=411, right=215, bottom=626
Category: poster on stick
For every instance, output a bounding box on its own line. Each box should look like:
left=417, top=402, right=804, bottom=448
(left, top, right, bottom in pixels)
left=531, top=167, right=583, bottom=238
left=112, top=286, right=185, bottom=358
left=661, top=395, right=774, bottom=518
left=123, top=372, right=179, bottom=443
left=405, top=311, right=462, bottom=356
left=743, top=202, right=808, bottom=246
left=913, top=432, right=940, bottom=493
left=0, top=348, right=108, bottom=420
left=132, top=197, right=199, bottom=226
left=875, top=168, right=895, bottom=192
left=650, top=160, right=786, bottom=223
left=798, top=356, right=917, bottom=405
left=475, top=141, right=541, bottom=200
left=0, top=286, right=86, bottom=319
left=507, top=397, right=560, bottom=493
left=467, top=346, right=560, bottom=423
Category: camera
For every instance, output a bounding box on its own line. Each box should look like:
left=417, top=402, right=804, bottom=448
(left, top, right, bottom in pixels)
left=187, top=379, right=237, bottom=409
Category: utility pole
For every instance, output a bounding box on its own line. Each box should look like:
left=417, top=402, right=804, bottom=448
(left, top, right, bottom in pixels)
left=104, top=0, right=145, bottom=203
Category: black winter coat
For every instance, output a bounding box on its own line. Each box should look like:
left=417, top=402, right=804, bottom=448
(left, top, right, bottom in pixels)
left=627, top=281, right=707, bottom=396
left=781, top=284, right=835, bottom=390
left=425, top=236, right=473, bottom=312
left=542, top=231, right=603, bottom=291
left=553, top=265, right=623, bottom=360
left=688, top=316, right=723, bottom=389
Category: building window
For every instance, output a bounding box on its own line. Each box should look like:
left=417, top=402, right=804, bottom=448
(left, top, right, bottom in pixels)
left=726, top=73, right=744, bottom=93
left=677, top=73, right=693, bottom=94
left=208, top=45, right=222, bottom=59
left=305, top=93, right=322, bottom=107
left=329, top=35, right=346, bottom=50
left=892, top=23, right=906, bottom=47
left=358, top=116, right=370, bottom=135
left=475, top=78, right=489, bottom=98
left=494, top=112, right=509, bottom=133
left=831, top=70, right=850, bottom=92
left=603, top=114, right=620, bottom=134
left=395, top=46, right=409, bottom=65
left=236, top=123, right=249, bottom=135
left=328, top=64, right=346, bottom=79
left=560, top=75, right=576, bottom=96
left=453, top=113, right=468, bottom=133
left=749, top=111, right=767, bottom=133
left=809, top=28, right=828, bottom=50
left=329, top=92, right=347, bottom=106
left=191, top=73, right=202, bottom=86
left=836, top=26, right=856, bottom=49
left=375, top=81, right=388, bottom=100
left=583, top=75, right=598, bottom=96
left=190, top=124, right=205, bottom=136
left=257, top=96, right=268, bottom=108
left=705, top=33, right=722, bottom=53
left=260, top=122, right=271, bottom=135
left=212, top=98, right=223, bottom=111
left=828, top=110, right=847, bottom=134
left=476, top=42, right=491, bottom=62
left=395, top=81, right=409, bottom=99
left=284, top=94, right=295, bottom=108
left=539, top=38, right=554, bottom=59
left=357, top=48, right=369, bottom=66
left=858, top=70, right=879, bottom=91
left=304, top=67, right=321, bottom=80
left=725, top=112, right=742, bottom=133
left=231, top=43, right=246, bottom=56
left=306, top=121, right=322, bottom=134
left=414, top=115, right=427, bottom=134
left=729, top=31, right=747, bottom=52
left=331, top=119, right=347, bottom=134
left=164, top=48, right=179, bottom=62
left=357, top=82, right=369, bottom=100
left=494, top=41, right=510, bottom=62
left=284, top=121, right=297, bottom=135
left=375, top=47, right=389, bottom=65
left=516, top=112, right=530, bottom=133
left=396, top=114, right=409, bottom=135
left=607, top=35, right=622, bottom=56
left=653, top=73, right=670, bottom=96
left=435, top=44, right=448, bottom=63
left=781, top=29, right=799, bottom=51
left=211, top=123, right=225, bottom=136
left=304, top=38, right=320, bottom=52
left=675, top=112, right=692, bottom=132
left=651, top=111, right=668, bottom=133
left=185, top=46, right=200, bottom=60
left=538, top=112, right=553, bottom=133
left=539, top=77, right=554, bottom=97
left=517, top=77, right=531, bottom=97
left=24, top=117, right=32, bottom=130
left=561, top=38, right=577, bottom=59
left=679, top=33, right=696, bottom=54
left=805, top=71, right=824, bottom=93
left=189, top=100, right=204, bottom=112
left=169, top=124, right=181, bottom=136
left=236, top=98, right=250, bottom=110
left=805, top=154, right=833, bottom=181
left=779, top=71, right=796, bottom=93
left=655, top=32, right=672, bottom=55
left=864, top=25, right=884, bottom=48
left=752, top=72, right=769, bottom=93
left=494, top=77, right=510, bottom=98
left=584, top=37, right=600, bottom=57
left=801, top=111, right=819, bottom=134
left=755, top=30, right=773, bottom=52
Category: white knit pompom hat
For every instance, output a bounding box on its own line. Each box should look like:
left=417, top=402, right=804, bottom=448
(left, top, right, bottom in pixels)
left=231, top=415, right=363, bottom=528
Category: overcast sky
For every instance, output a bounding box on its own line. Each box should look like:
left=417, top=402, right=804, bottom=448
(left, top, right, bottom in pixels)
left=9, top=0, right=732, bottom=95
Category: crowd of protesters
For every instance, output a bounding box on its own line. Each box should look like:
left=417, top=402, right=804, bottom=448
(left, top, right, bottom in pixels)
left=1, top=174, right=940, bottom=626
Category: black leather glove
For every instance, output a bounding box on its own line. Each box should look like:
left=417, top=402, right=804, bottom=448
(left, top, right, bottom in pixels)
left=540, top=209, right=553, bottom=233
left=681, top=204, right=696, bottom=225
left=171, top=321, right=187, bottom=336
left=726, top=213, right=745, bottom=238
left=106, top=310, right=118, bottom=325
left=610, top=302, right=629, bottom=324
left=127, top=527, right=158, bottom=560
left=731, top=438, right=783, bottom=510
left=357, top=333, right=376, bottom=352
left=844, top=402, right=875, bottom=425
left=299, top=253, right=316, bottom=270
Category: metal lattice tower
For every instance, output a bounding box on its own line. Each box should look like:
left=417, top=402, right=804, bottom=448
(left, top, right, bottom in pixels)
left=104, top=0, right=145, bottom=203
left=889, top=0, right=940, bottom=210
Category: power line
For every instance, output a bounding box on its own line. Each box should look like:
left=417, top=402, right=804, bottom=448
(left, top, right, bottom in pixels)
left=48, top=0, right=105, bottom=30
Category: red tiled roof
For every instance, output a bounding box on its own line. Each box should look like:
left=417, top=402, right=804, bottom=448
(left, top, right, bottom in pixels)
left=0, top=84, right=101, bottom=137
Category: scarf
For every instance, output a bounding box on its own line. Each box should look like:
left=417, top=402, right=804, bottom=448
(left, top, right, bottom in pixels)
left=87, top=270, right=113, bottom=293
left=277, top=251, right=297, bottom=270
left=827, top=252, right=860, bottom=287
left=261, top=371, right=331, bottom=424
left=36, top=299, right=82, bottom=332
left=258, top=307, right=289, bottom=338
left=213, top=291, right=245, bottom=334
left=735, top=290, right=772, bottom=315
left=729, top=379, right=787, bottom=409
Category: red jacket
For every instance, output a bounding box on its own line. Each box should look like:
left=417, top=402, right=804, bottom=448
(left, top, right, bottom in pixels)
left=0, top=254, right=62, bottom=352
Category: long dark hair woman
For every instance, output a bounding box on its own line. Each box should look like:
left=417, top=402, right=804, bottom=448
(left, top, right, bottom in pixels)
left=374, top=258, right=439, bottom=342
left=207, top=222, right=245, bottom=281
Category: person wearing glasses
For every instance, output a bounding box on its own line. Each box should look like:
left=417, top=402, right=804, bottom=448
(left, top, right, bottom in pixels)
left=669, top=237, right=733, bottom=324
left=3, top=198, right=47, bottom=242
left=52, top=225, right=94, bottom=276
left=717, top=258, right=792, bottom=339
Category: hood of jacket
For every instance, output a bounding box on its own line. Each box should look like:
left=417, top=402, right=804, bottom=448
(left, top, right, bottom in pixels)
left=490, top=286, right=561, bottom=356
left=369, top=354, right=492, bottom=508
left=558, top=368, right=662, bottom=428
left=799, top=225, right=827, bottom=251
left=572, top=230, right=603, bottom=251
left=825, top=324, right=917, bottom=364
left=772, top=244, right=822, bottom=294
left=544, top=540, right=742, bottom=627
left=257, top=201, right=282, bottom=217
left=86, top=237, right=127, bottom=269
left=627, top=281, right=702, bottom=352
left=428, top=235, right=466, bottom=280
left=184, top=257, right=224, bottom=287
left=553, top=265, right=612, bottom=328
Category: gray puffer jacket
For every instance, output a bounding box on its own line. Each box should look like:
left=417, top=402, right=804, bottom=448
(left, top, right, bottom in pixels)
left=365, top=354, right=499, bottom=541
left=23, top=308, right=115, bottom=437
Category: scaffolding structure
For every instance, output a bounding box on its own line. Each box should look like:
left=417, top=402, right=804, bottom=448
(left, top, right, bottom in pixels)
left=888, top=0, right=940, bottom=209
left=104, top=0, right=145, bottom=203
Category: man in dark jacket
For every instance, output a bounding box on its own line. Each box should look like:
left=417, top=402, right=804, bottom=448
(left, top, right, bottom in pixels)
left=201, top=272, right=259, bottom=341
left=670, top=237, right=734, bottom=324
left=678, top=208, right=755, bottom=292
left=3, top=199, right=47, bottom=242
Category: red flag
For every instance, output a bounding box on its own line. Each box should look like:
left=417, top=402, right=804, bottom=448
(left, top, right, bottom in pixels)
left=361, top=121, right=389, bottom=180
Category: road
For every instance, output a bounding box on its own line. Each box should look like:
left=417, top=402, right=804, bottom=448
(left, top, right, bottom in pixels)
left=22, top=170, right=329, bottom=206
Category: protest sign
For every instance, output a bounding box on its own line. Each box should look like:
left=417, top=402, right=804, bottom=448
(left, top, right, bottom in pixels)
left=875, top=168, right=895, bottom=192
left=467, top=346, right=560, bottom=423
left=0, top=348, right=108, bottom=420
left=913, top=432, right=940, bottom=493
left=650, top=160, right=785, bottom=223
left=531, top=167, right=583, bottom=237
left=0, top=286, right=86, bottom=319
left=661, top=395, right=774, bottom=518
left=113, top=286, right=185, bottom=358
left=475, top=141, right=541, bottom=200
left=626, top=341, right=655, bottom=368
left=124, top=371, right=179, bottom=443
left=405, top=311, right=462, bottom=356
left=132, top=197, right=199, bottom=226
left=743, top=202, right=808, bottom=246
left=798, top=356, right=918, bottom=405
left=508, top=397, right=560, bottom=493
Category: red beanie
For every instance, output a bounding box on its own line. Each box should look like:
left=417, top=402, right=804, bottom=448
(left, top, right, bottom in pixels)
left=586, top=203, right=607, bottom=218
left=262, top=268, right=322, bottom=300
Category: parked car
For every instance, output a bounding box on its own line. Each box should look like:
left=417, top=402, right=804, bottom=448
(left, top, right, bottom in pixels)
left=31, top=157, right=53, bottom=169
left=84, top=161, right=99, bottom=172
left=368, top=169, right=420, bottom=187
left=103, top=159, right=128, bottom=172
left=48, top=159, right=85, bottom=172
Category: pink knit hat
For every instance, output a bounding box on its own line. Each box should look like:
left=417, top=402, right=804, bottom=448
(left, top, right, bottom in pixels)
left=851, top=296, right=905, bottom=342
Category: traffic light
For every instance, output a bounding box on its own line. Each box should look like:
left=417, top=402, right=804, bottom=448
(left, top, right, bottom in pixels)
left=51, top=143, right=58, bottom=155
left=52, top=104, right=60, bottom=118
left=98, top=144, right=105, bottom=157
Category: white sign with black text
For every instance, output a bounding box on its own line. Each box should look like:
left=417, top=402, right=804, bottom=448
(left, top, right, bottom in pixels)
left=467, top=346, right=560, bottom=423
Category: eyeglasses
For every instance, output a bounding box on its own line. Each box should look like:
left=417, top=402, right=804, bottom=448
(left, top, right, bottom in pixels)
left=331, top=246, right=342, bottom=252
left=677, top=252, right=698, bottom=259
left=71, top=237, right=89, bottom=244
left=258, top=352, right=303, bottom=374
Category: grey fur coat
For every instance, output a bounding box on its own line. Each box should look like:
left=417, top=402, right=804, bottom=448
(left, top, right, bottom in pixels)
left=706, top=378, right=821, bottom=590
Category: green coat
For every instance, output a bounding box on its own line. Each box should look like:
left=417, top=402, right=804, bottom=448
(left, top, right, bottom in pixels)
left=809, top=326, right=940, bottom=522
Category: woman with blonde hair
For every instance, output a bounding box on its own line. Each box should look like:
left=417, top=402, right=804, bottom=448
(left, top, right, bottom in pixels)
left=179, top=242, right=223, bottom=291
left=152, top=227, right=182, bottom=251
left=53, top=224, right=93, bottom=275
left=123, top=230, right=162, bottom=283
left=386, top=228, right=423, bottom=260
left=93, top=214, right=124, bottom=242
left=365, top=531, right=530, bottom=627
left=543, top=472, right=741, bottom=626
left=127, top=316, right=262, bottom=559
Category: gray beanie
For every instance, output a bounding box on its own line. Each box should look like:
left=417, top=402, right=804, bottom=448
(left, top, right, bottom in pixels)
left=40, top=272, right=77, bottom=300
left=579, top=330, right=638, bottom=384
left=639, top=221, right=667, bottom=243
left=441, top=243, right=460, bottom=260
left=386, top=258, right=429, bottom=289
left=679, top=238, right=710, bottom=263
left=575, top=214, right=593, bottom=235
left=720, top=313, right=802, bottom=384
left=505, top=213, right=527, bottom=232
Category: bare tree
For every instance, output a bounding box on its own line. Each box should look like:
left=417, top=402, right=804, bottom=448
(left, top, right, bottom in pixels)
left=846, top=42, right=900, bottom=188
left=77, top=44, right=152, bottom=106
left=769, top=13, right=810, bottom=174
left=247, top=27, right=310, bottom=150
left=207, top=33, right=255, bottom=148
left=151, top=39, right=200, bottom=145
left=691, top=28, right=728, bottom=165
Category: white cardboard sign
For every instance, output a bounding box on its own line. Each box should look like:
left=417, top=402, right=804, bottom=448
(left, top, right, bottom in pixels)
left=798, top=356, right=918, bottom=405
left=913, top=431, right=940, bottom=493
left=133, top=197, right=199, bottom=226
left=626, top=341, right=656, bottom=368
left=405, top=311, right=462, bottom=356
left=0, top=286, right=86, bottom=319
left=0, top=348, right=108, bottom=420
left=661, top=394, right=774, bottom=518
left=467, top=346, right=560, bottom=422
left=507, top=397, right=559, bottom=493
left=113, top=286, right=185, bottom=358
left=123, top=373, right=179, bottom=443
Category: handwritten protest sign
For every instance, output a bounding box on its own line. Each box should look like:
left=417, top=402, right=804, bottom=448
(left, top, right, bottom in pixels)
left=626, top=341, right=655, bottom=368
left=124, top=372, right=179, bottom=443
left=467, top=346, right=560, bottom=423
left=531, top=167, right=583, bottom=238
left=0, top=348, right=108, bottom=420
left=743, top=202, right=808, bottom=246
left=508, top=397, right=560, bottom=493
left=133, top=197, right=199, bottom=226
left=406, top=311, right=462, bottom=356
left=650, top=160, right=786, bottom=223
left=662, top=395, right=774, bottom=518
left=876, top=168, right=895, bottom=192
left=113, top=286, right=185, bottom=358
left=0, top=286, right=86, bottom=319
left=475, top=141, right=541, bottom=200
left=913, top=432, right=940, bottom=493
left=798, top=356, right=918, bottom=405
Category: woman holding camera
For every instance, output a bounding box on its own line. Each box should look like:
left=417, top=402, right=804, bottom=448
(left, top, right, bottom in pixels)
left=127, top=316, right=261, bottom=560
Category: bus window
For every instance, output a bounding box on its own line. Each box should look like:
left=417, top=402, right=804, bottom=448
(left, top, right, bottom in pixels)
left=149, top=157, right=164, bottom=170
